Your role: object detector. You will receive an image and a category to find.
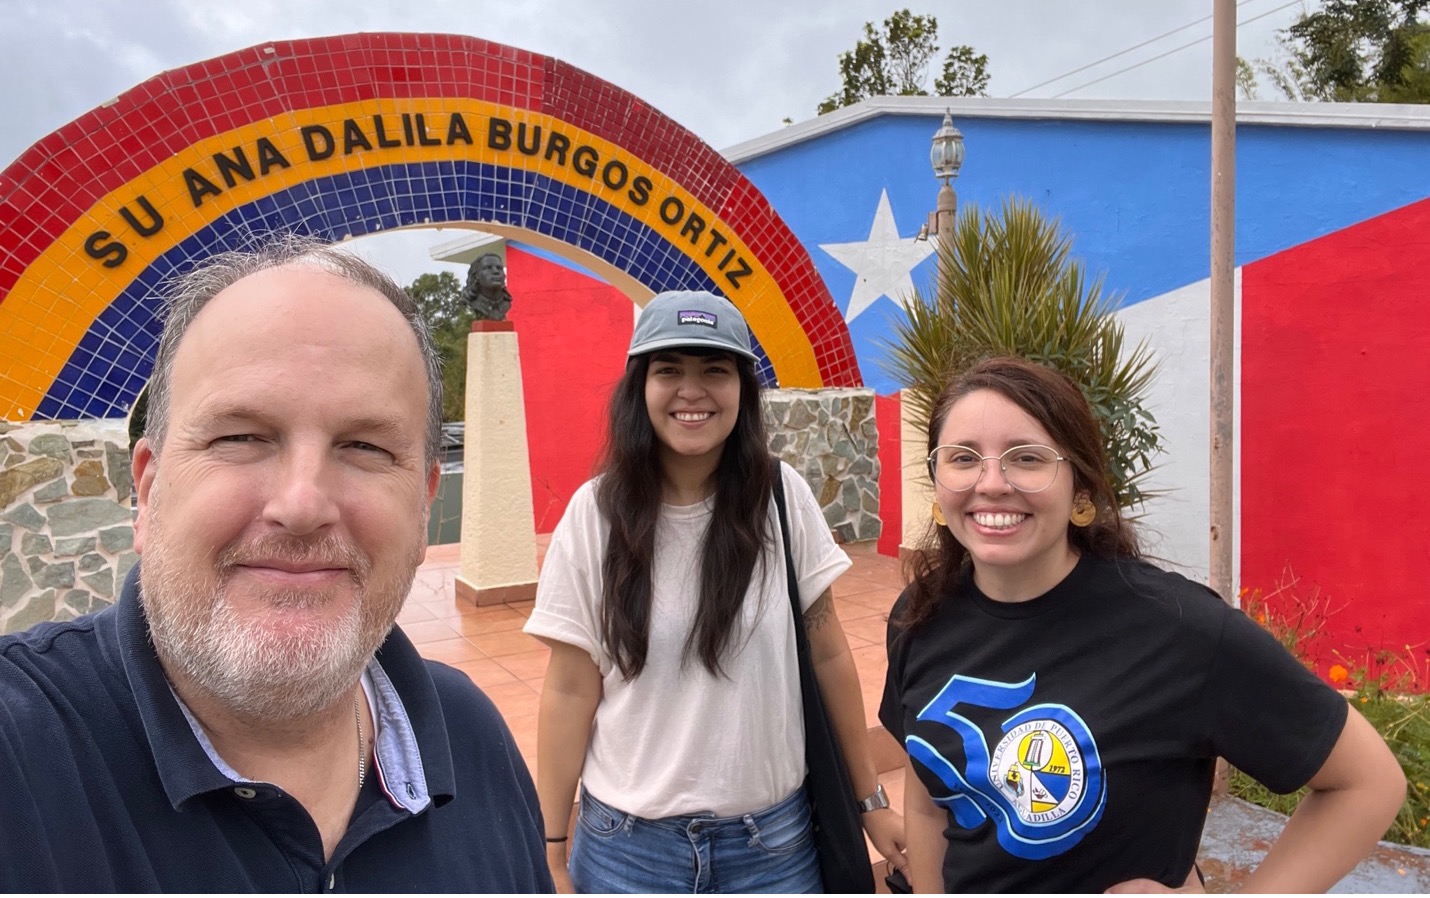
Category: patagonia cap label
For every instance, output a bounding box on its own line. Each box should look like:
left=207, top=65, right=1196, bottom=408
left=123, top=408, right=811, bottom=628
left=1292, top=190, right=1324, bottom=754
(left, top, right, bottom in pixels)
left=678, top=310, right=718, bottom=328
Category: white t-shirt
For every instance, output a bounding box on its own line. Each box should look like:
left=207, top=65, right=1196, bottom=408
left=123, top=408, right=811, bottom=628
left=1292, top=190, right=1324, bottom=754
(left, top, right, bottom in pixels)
left=523, top=461, right=851, bottom=818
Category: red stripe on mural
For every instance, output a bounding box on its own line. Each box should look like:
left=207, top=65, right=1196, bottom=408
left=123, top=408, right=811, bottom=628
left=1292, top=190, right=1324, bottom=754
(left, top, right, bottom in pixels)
left=1240, top=195, right=1430, bottom=682
left=717, top=178, right=862, bottom=385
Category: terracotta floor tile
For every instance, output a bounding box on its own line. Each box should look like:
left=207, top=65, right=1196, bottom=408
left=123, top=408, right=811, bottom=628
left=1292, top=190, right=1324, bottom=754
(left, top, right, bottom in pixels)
left=505, top=600, right=536, bottom=617
left=449, top=658, right=521, bottom=689
left=502, top=710, right=540, bottom=744
left=842, top=585, right=902, bottom=611
left=512, top=724, right=540, bottom=770
left=835, top=573, right=885, bottom=597
left=394, top=602, right=437, bottom=625
left=842, top=613, right=892, bottom=647
left=834, top=597, right=881, bottom=623
left=419, top=598, right=487, bottom=621
left=442, top=607, right=529, bottom=638
left=850, top=643, right=890, bottom=721
left=469, top=628, right=546, bottom=658
left=417, top=637, right=486, bottom=666
left=423, top=543, right=462, bottom=564
left=481, top=681, right=542, bottom=719
left=397, top=618, right=461, bottom=646
left=496, top=648, right=551, bottom=682
left=843, top=629, right=874, bottom=649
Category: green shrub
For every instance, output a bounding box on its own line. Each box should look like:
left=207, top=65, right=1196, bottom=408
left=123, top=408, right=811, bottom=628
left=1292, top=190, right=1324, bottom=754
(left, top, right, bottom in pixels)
left=1228, top=689, right=1429, bottom=849
left=882, top=197, right=1162, bottom=510
left=1232, top=580, right=1429, bottom=848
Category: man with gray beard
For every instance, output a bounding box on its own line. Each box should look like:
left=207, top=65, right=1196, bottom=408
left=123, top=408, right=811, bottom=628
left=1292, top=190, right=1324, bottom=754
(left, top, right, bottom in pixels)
left=0, top=237, right=554, bottom=892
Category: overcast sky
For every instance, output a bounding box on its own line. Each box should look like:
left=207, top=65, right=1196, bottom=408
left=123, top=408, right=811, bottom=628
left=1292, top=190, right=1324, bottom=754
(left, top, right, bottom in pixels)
left=0, top=0, right=1308, bottom=283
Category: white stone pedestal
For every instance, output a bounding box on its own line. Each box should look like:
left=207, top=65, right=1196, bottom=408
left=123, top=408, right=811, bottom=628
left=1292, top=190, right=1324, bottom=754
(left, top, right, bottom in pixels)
left=455, top=322, right=538, bottom=606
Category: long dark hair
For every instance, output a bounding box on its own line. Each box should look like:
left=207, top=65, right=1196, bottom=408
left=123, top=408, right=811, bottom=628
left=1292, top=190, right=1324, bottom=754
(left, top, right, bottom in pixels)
left=595, top=348, right=774, bottom=679
left=901, top=356, right=1142, bottom=630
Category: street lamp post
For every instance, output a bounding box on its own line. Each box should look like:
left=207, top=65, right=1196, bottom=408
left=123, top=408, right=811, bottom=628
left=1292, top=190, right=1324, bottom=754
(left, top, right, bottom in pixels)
left=903, top=110, right=967, bottom=561
left=928, top=110, right=965, bottom=284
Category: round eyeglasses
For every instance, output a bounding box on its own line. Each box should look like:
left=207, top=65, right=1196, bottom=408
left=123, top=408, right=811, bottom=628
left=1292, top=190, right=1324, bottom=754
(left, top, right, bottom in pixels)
left=927, top=444, right=1067, bottom=493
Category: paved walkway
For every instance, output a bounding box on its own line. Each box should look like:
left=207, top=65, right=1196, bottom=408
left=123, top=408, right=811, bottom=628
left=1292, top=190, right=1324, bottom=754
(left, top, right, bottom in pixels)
left=404, top=540, right=1429, bottom=893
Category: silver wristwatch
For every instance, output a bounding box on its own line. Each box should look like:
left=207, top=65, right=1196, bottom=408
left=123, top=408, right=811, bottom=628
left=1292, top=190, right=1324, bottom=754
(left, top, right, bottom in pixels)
left=856, top=783, right=890, bottom=813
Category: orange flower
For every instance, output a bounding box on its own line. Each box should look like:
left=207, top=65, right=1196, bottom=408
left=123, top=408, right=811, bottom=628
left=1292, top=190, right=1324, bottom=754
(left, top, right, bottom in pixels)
left=1328, top=664, right=1349, bottom=684
left=1238, top=587, right=1249, bottom=599
left=1256, top=612, right=1267, bottom=626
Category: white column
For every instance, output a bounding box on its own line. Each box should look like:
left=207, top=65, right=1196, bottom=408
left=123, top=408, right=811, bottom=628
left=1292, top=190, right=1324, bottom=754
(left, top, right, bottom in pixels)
left=455, top=323, right=539, bottom=605
left=899, top=389, right=932, bottom=559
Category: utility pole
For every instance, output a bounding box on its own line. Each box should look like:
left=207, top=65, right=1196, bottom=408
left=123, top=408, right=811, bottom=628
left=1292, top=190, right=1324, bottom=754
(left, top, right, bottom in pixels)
left=1210, top=0, right=1237, bottom=607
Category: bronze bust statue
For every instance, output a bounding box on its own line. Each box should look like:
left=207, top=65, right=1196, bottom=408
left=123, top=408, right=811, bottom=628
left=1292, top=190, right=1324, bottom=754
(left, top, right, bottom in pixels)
left=461, top=252, right=513, bottom=321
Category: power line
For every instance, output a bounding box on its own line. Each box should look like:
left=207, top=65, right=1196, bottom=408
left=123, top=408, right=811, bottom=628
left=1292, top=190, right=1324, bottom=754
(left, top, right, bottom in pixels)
left=1050, top=0, right=1305, bottom=99
left=1012, top=0, right=1304, bottom=100
left=1009, top=0, right=1262, bottom=98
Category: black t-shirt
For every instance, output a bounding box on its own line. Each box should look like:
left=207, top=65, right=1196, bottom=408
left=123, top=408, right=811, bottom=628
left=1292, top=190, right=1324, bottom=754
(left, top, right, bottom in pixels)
left=880, top=554, right=1347, bottom=893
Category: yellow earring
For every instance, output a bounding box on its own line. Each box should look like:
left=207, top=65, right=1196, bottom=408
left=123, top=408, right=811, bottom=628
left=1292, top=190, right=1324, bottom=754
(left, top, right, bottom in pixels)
left=931, top=501, right=947, bottom=527
left=1070, top=496, right=1096, bottom=527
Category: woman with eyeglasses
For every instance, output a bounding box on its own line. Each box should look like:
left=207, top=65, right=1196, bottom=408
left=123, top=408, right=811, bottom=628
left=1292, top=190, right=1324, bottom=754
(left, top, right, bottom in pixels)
left=881, top=356, right=1404, bottom=893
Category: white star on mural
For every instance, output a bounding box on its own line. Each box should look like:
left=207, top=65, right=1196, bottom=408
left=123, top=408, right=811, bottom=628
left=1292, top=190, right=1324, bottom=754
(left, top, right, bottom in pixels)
left=820, top=190, right=934, bottom=324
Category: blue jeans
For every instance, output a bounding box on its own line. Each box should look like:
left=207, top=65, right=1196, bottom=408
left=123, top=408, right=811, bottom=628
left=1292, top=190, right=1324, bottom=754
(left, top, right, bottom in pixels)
left=569, top=787, right=822, bottom=894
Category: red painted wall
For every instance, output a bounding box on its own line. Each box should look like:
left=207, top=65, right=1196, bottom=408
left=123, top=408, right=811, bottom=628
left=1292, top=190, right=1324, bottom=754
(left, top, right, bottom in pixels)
left=877, top=393, right=904, bottom=558
left=506, top=253, right=909, bottom=569
left=1241, top=197, right=1430, bottom=686
left=505, top=248, right=632, bottom=532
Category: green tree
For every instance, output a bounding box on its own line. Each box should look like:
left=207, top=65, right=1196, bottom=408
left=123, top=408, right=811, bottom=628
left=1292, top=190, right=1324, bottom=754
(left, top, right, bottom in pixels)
left=882, top=199, right=1162, bottom=511
left=1236, top=55, right=1260, bottom=100
left=1259, top=0, right=1430, bottom=102
left=407, top=271, right=474, bottom=422
left=818, top=9, right=990, bottom=114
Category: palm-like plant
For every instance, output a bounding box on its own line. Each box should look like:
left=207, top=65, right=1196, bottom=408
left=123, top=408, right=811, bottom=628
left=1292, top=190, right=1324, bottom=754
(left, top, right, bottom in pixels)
left=883, top=197, right=1162, bottom=510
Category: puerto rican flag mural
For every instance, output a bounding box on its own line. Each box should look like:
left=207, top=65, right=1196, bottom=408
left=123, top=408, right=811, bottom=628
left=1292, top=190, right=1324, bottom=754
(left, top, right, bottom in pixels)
left=725, top=98, right=1430, bottom=686
left=512, top=98, right=1430, bottom=685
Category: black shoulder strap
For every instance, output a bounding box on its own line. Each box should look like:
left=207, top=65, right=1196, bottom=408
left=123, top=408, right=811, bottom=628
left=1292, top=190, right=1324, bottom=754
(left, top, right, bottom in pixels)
left=770, top=458, right=808, bottom=643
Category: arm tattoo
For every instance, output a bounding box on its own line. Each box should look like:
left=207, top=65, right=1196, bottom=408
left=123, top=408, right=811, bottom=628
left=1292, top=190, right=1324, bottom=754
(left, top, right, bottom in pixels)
left=804, top=590, right=835, bottom=633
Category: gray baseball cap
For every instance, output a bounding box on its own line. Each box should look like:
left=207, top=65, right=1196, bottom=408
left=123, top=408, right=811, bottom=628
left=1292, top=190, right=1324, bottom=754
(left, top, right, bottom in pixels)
left=627, top=290, right=757, bottom=361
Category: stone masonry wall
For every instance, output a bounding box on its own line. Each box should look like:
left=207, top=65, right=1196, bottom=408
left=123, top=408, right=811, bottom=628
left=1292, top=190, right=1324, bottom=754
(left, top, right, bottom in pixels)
left=764, top=388, right=880, bottom=544
left=0, top=421, right=135, bottom=636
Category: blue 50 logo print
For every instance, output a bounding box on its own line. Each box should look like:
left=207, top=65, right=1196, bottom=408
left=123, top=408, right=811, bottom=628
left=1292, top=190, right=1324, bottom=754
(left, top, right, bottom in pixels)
left=906, top=674, right=1106, bottom=860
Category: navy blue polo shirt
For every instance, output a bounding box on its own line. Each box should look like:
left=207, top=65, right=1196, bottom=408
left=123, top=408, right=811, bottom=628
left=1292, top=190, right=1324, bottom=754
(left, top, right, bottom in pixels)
left=0, top=565, right=554, bottom=893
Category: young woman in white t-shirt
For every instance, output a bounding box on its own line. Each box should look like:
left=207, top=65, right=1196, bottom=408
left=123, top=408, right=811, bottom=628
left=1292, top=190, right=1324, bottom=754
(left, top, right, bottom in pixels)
left=524, top=290, right=906, bottom=893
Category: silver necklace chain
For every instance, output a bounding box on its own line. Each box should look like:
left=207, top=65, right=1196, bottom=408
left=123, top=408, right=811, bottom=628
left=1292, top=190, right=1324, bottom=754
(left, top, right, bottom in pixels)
left=354, top=693, right=367, bottom=789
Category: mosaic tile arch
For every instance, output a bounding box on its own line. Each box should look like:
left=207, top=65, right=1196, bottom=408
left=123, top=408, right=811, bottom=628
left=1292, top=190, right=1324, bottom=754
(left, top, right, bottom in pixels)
left=0, top=33, right=862, bottom=422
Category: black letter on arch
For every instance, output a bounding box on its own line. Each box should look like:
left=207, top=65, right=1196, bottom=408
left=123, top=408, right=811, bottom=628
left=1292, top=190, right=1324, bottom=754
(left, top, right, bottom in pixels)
left=545, top=132, right=570, bottom=166
left=628, top=175, right=652, bottom=206
left=212, top=146, right=255, bottom=189
left=659, top=196, right=685, bottom=226
left=447, top=112, right=474, bottom=146
left=118, top=195, right=163, bottom=238
left=679, top=212, right=706, bottom=246
left=572, top=145, right=599, bottom=177
left=515, top=123, right=542, bottom=155
left=255, top=138, right=291, bottom=174
left=724, top=257, right=754, bottom=290
left=301, top=125, right=335, bottom=160
left=601, top=160, right=629, bottom=191
left=183, top=168, right=223, bottom=207
left=84, top=231, right=127, bottom=268
left=487, top=117, right=512, bottom=150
